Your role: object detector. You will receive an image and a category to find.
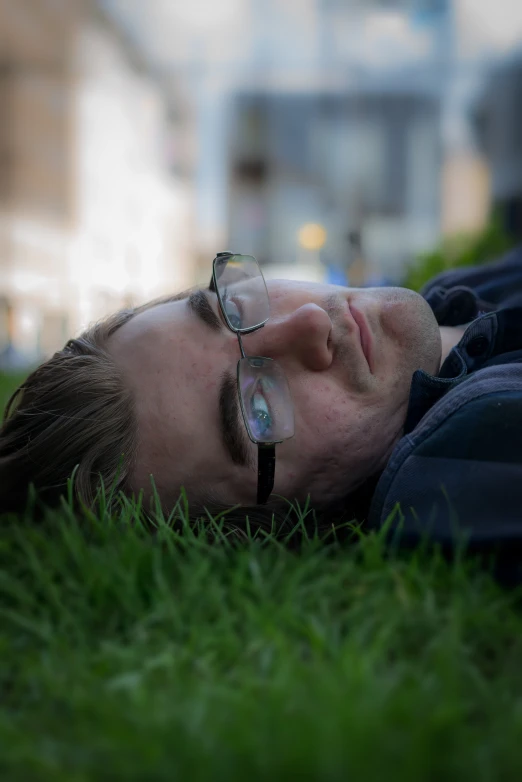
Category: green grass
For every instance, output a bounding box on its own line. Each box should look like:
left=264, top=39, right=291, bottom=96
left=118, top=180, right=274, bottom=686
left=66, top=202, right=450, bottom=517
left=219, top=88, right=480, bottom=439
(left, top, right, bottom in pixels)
left=2, top=372, right=522, bottom=780
left=0, top=371, right=25, bottom=414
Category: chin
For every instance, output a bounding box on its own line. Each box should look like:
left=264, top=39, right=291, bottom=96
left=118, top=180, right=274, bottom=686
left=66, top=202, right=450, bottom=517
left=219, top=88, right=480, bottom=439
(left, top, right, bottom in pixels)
left=379, top=287, right=441, bottom=374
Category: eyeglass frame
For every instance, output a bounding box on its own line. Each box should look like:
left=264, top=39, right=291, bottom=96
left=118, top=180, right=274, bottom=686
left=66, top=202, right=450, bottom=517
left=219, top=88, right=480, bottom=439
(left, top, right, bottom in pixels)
left=211, top=251, right=293, bottom=505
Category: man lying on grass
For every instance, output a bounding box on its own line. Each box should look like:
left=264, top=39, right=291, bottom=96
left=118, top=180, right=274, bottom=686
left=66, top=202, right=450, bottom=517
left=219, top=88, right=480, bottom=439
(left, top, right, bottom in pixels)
left=1, top=248, right=522, bottom=550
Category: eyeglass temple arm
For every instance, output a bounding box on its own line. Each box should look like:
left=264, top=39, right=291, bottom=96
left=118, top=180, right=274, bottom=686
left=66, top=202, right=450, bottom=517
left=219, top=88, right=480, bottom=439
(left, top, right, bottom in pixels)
left=257, top=445, right=276, bottom=505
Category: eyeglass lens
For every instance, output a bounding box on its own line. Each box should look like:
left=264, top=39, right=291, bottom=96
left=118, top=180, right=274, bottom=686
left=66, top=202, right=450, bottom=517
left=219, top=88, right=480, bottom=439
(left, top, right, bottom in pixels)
left=214, top=254, right=269, bottom=331
left=215, top=254, right=295, bottom=445
left=238, top=357, right=294, bottom=443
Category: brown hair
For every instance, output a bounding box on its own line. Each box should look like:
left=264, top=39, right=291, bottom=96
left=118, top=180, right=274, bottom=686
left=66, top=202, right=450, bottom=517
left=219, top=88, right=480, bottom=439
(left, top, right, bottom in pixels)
left=0, top=292, right=188, bottom=516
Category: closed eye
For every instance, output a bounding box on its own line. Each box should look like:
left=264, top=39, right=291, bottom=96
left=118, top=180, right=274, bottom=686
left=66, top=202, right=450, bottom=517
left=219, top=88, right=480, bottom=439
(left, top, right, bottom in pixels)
left=222, top=290, right=244, bottom=329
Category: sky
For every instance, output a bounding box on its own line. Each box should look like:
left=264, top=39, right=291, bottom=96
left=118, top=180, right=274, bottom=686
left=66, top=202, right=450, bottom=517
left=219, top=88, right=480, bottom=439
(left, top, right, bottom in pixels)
left=102, top=0, right=522, bottom=71
left=456, top=0, right=522, bottom=58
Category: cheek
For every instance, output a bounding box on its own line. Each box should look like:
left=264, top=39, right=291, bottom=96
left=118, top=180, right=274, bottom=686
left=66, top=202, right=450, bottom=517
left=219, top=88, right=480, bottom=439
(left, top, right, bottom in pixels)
left=294, top=380, right=352, bottom=438
left=290, top=377, right=396, bottom=471
left=195, top=345, right=230, bottom=389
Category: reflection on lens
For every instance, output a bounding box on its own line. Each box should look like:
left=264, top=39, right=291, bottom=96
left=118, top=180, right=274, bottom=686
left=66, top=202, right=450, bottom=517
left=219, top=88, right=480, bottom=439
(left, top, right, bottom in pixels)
left=238, top=357, right=294, bottom=443
left=249, top=379, right=273, bottom=439
left=215, top=254, right=270, bottom=331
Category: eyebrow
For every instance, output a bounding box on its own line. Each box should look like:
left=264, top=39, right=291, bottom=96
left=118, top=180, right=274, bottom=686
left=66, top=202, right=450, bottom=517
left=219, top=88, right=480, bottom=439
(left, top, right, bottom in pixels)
left=187, top=288, right=222, bottom=332
left=187, top=288, right=253, bottom=469
left=219, top=372, right=253, bottom=469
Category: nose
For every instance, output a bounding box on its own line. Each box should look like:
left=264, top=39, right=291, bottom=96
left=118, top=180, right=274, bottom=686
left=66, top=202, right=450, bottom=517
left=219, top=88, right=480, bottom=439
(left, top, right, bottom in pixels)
left=244, top=303, right=333, bottom=371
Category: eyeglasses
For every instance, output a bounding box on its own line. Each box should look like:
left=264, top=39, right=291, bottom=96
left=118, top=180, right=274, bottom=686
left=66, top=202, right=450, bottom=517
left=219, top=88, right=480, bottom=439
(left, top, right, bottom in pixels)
left=211, top=252, right=295, bottom=504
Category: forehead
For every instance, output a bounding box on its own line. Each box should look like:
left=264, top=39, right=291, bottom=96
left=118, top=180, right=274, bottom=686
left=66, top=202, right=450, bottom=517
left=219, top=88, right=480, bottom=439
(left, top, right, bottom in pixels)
left=112, top=299, right=194, bottom=362
left=108, top=299, right=239, bottom=501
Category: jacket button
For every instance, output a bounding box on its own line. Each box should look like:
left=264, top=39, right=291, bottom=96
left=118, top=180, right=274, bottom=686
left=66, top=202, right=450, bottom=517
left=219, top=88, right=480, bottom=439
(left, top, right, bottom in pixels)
left=466, top=335, right=488, bottom=357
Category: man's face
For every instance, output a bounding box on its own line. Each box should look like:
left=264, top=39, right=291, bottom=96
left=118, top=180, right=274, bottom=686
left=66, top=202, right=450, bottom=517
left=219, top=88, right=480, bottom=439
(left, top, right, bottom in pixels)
left=109, top=280, right=441, bottom=509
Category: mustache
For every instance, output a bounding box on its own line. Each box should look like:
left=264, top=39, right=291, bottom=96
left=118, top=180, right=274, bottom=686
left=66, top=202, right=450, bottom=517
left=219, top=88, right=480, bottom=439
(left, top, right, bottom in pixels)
left=323, top=292, right=358, bottom=364
left=324, top=293, right=347, bottom=333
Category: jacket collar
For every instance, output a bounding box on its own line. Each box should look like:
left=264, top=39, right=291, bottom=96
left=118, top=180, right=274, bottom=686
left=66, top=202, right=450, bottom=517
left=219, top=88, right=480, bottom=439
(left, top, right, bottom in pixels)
left=405, top=282, right=522, bottom=433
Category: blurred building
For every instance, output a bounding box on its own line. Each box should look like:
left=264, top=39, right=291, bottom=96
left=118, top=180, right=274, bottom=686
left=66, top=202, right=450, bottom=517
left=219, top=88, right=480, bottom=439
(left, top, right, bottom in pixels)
left=0, top=0, right=195, bottom=366
left=100, top=0, right=463, bottom=284
left=221, top=0, right=452, bottom=284
left=473, top=50, right=522, bottom=240
left=228, top=90, right=442, bottom=284
left=97, top=0, right=522, bottom=286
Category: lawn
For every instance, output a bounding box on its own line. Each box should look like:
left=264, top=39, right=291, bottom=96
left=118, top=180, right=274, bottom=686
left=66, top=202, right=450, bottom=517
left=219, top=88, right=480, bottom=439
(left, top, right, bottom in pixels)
left=0, top=370, right=25, bottom=414
left=1, top=371, right=522, bottom=781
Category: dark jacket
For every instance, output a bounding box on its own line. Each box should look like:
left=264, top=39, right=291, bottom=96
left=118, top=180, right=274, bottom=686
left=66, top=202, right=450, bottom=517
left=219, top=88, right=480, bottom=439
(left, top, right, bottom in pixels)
left=368, top=246, right=522, bottom=557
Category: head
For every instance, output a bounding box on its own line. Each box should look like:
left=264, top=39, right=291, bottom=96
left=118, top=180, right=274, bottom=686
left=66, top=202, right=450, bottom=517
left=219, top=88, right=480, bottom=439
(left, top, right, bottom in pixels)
left=0, top=267, right=441, bottom=525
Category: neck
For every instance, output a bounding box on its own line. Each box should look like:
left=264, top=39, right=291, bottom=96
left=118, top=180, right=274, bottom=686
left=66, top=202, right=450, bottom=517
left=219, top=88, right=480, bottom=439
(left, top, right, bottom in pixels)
left=439, top=325, right=468, bottom=368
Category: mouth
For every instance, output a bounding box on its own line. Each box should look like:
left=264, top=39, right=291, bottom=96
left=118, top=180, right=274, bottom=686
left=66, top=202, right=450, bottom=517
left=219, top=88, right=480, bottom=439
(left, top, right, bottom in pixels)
left=348, top=302, right=373, bottom=373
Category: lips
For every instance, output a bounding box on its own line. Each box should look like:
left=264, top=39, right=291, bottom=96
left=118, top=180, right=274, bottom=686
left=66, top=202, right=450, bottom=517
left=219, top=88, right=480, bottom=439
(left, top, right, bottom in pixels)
left=348, top=303, right=373, bottom=373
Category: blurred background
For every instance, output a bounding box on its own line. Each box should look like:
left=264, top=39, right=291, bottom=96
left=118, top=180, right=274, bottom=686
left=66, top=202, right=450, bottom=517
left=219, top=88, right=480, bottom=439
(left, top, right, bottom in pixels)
left=1, top=0, right=522, bottom=366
